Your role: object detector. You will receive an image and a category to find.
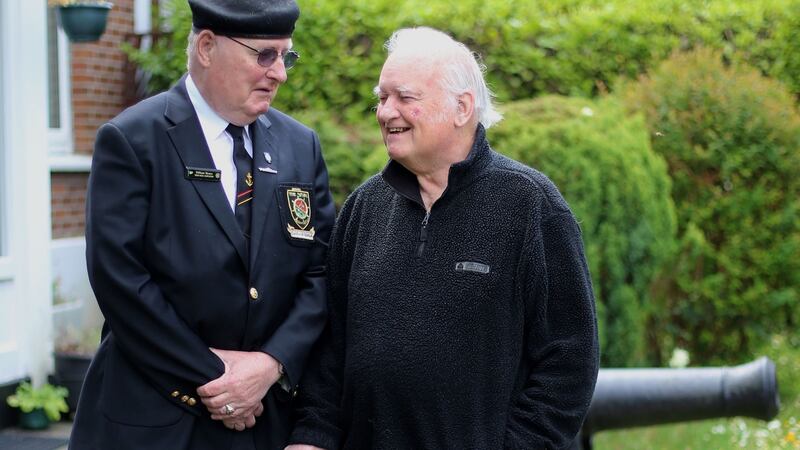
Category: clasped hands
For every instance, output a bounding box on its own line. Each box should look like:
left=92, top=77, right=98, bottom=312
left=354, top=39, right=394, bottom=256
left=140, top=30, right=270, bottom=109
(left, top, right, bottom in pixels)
left=197, top=348, right=282, bottom=431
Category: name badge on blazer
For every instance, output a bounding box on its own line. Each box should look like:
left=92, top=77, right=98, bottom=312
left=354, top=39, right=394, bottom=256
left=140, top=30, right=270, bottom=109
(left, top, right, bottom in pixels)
left=185, top=166, right=221, bottom=182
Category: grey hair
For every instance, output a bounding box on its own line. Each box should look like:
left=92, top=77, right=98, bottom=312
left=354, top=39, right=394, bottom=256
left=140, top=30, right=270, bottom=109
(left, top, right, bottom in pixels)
left=186, top=29, right=198, bottom=72
left=384, top=27, right=502, bottom=128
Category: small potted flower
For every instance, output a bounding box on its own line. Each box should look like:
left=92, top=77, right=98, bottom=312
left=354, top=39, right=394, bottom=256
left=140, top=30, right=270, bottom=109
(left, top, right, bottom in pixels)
left=6, top=382, right=69, bottom=430
left=49, top=0, right=114, bottom=43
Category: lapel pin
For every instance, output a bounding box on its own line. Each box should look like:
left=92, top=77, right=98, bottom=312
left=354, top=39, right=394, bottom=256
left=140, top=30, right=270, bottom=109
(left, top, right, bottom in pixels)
left=258, top=167, right=278, bottom=174
left=263, top=152, right=272, bottom=164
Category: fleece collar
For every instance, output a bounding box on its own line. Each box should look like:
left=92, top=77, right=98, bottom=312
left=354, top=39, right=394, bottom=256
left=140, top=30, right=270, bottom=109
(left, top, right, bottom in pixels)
left=382, top=124, right=493, bottom=207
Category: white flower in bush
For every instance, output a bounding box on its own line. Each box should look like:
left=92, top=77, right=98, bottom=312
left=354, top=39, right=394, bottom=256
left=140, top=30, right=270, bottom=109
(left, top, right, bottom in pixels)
left=669, top=348, right=690, bottom=368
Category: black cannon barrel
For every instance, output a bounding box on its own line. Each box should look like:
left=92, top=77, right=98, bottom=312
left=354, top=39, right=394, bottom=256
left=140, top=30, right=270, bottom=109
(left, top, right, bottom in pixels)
left=582, top=356, right=780, bottom=435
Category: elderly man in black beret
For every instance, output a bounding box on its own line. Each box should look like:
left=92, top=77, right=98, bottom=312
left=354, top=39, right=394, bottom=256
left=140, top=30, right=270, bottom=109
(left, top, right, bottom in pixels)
left=68, top=1, right=335, bottom=449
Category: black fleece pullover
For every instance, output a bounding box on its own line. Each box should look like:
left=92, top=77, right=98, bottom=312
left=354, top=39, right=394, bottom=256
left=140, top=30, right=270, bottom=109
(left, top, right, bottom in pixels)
left=291, top=126, right=599, bottom=450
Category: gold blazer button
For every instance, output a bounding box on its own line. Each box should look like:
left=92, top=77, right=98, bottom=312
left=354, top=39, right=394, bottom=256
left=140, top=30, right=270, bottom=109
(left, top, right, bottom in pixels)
left=249, top=287, right=259, bottom=300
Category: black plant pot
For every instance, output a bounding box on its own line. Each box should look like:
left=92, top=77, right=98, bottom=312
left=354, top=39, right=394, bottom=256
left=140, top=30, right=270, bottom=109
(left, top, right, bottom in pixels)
left=56, top=2, right=113, bottom=43
left=20, top=408, right=50, bottom=430
left=53, top=352, right=92, bottom=412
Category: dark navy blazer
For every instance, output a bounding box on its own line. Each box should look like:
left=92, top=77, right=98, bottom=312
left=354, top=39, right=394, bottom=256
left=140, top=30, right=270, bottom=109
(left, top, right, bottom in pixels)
left=70, top=77, right=335, bottom=450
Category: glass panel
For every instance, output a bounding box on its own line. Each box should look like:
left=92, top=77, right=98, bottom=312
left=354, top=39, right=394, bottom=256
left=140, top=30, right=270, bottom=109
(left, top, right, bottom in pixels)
left=47, top=5, right=61, bottom=129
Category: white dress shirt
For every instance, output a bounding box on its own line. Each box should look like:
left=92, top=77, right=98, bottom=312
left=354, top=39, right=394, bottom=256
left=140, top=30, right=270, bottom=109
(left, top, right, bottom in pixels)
left=186, top=76, right=292, bottom=392
left=185, top=75, right=254, bottom=212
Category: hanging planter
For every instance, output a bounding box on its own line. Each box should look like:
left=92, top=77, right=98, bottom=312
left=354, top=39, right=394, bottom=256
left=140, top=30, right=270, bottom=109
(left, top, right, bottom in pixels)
left=52, top=1, right=114, bottom=43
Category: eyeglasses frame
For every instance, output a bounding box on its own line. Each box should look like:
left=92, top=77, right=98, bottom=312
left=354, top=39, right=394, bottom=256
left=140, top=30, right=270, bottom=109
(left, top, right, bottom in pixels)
left=226, top=36, right=300, bottom=69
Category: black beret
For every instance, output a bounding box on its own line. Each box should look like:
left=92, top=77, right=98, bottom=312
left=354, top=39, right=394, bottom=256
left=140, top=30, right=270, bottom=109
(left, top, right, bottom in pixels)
left=189, top=0, right=299, bottom=39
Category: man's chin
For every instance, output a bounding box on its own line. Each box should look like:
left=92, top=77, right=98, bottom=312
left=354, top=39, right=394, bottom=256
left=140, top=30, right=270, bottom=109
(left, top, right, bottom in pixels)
left=250, top=93, right=275, bottom=111
left=248, top=102, right=272, bottom=118
left=386, top=146, right=407, bottom=161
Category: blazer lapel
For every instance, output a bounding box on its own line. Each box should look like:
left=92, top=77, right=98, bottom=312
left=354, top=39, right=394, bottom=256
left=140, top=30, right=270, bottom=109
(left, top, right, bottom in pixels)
left=249, top=115, right=279, bottom=267
left=164, top=79, right=249, bottom=268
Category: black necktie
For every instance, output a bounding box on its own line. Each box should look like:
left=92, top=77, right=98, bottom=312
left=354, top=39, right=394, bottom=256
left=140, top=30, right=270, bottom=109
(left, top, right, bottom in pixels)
left=226, top=124, right=253, bottom=241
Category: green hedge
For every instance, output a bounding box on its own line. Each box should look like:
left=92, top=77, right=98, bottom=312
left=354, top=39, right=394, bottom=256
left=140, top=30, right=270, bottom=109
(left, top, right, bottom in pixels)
left=291, top=111, right=386, bottom=206
left=123, top=0, right=800, bottom=365
left=620, top=48, right=800, bottom=364
left=131, top=0, right=800, bottom=122
left=488, top=96, right=677, bottom=366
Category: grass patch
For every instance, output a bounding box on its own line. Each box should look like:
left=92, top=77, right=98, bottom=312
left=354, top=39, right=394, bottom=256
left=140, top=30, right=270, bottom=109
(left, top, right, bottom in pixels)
left=592, top=399, right=799, bottom=449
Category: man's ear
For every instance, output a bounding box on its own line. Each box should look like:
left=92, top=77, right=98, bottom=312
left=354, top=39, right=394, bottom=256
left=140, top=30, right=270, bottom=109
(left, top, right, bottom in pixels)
left=195, top=30, right=217, bottom=68
left=454, top=91, right=475, bottom=127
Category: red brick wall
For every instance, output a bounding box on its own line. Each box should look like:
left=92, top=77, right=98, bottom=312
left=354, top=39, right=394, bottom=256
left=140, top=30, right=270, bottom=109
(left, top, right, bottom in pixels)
left=51, top=173, right=89, bottom=239
left=70, top=0, right=135, bottom=155
left=51, top=0, right=135, bottom=238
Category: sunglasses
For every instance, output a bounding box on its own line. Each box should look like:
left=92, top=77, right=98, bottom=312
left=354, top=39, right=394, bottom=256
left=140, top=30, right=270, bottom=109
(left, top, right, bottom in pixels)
left=226, top=36, right=300, bottom=69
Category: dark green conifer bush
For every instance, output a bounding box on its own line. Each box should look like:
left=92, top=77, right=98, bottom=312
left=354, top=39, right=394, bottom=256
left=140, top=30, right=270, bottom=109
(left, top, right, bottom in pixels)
left=489, top=96, right=677, bottom=366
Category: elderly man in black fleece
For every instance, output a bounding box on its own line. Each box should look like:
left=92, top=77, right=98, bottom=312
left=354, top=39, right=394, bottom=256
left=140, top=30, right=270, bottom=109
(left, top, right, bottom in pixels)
left=286, top=27, right=599, bottom=450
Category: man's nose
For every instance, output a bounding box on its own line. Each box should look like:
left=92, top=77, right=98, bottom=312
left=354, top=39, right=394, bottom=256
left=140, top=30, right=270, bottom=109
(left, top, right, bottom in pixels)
left=377, top=98, right=399, bottom=122
left=266, top=58, right=288, bottom=83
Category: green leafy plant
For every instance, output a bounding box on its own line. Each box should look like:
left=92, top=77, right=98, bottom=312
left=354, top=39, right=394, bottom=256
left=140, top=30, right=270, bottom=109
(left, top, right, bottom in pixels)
left=126, top=0, right=800, bottom=125
left=291, top=110, right=386, bottom=207
left=6, top=382, right=69, bottom=422
left=120, top=0, right=191, bottom=96
left=620, top=48, right=800, bottom=364
left=489, top=96, right=677, bottom=366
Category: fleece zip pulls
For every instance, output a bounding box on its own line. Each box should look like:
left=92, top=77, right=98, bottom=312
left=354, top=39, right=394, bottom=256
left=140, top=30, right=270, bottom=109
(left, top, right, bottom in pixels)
left=417, top=210, right=430, bottom=258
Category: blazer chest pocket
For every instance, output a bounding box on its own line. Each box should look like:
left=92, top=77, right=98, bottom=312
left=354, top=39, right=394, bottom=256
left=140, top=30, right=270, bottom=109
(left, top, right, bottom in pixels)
left=276, top=182, right=316, bottom=248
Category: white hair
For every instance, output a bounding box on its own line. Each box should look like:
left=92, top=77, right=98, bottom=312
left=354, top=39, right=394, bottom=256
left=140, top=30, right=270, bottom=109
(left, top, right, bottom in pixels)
left=186, top=29, right=198, bottom=72
left=384, top=27, right=503, bottom=128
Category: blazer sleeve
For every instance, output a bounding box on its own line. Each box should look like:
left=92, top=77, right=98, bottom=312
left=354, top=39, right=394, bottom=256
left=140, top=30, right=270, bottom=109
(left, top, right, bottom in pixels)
left=260, top=130, right=337, bottom=387
left=86, top=122, right=225, bottom=415
left=503, top=210, right=600, bottom=449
